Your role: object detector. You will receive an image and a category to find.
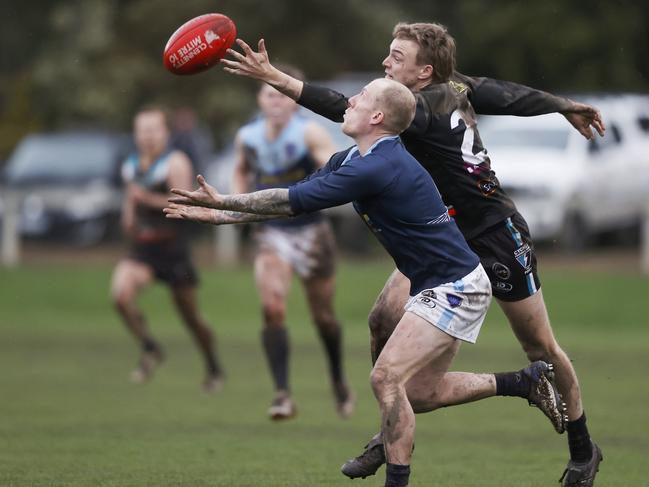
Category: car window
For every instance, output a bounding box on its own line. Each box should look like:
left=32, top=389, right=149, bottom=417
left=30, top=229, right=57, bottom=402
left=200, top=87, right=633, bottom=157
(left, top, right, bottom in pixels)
left=7, top=136, right=119, bottom=183
left=478, top=126, right=570, bottom=150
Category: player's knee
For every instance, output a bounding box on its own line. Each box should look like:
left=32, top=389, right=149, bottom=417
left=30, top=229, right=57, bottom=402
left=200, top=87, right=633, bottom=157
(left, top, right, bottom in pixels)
left=112, top=290, right=133, bottom=313
left=262, top=301, right=286, bottom=328
left=368, top=306, right=393, bottom=341
left=370, top=365, right=399, bottom=398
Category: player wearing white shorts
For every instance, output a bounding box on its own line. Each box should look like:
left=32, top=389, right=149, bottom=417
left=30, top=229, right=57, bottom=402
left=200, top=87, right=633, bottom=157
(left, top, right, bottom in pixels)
left=165, top=78, right=564, bottom=487
left=232, top=67, right=354, bottom=420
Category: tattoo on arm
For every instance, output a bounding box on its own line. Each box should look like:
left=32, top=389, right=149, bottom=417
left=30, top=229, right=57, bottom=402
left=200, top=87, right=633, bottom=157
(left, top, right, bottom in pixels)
left=218, top=210, right=288, bottom=224
left=220, top=188, right=294, bottom=215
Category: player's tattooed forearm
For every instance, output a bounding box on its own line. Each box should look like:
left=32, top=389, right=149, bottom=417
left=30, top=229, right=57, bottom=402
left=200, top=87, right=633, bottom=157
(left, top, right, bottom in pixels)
left=218, top=210, right=284, bottom=223
left=222, top=189, right=293, bottom=215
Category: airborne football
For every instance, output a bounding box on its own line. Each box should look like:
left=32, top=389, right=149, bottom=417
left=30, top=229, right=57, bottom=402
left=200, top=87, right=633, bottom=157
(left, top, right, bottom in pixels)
left=163, top=13, right=236, bottom=75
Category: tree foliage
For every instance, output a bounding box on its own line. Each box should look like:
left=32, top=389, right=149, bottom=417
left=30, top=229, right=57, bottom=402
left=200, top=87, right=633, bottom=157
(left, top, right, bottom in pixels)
left=1, top=0, right=647, bottom=158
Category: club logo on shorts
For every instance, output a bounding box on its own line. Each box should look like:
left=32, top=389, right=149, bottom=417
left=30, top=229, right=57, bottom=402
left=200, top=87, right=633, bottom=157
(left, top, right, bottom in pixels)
left=446, top=293, right=463, bottom=308
left=418, top=297, right=436, bottom=308
left=421, top=289, right=437, bottom=299
left=492, top=262, right=511, bottom=280
left=493, top=281, right=513, bottom=292
left=514, top=244, right=532, bottom=271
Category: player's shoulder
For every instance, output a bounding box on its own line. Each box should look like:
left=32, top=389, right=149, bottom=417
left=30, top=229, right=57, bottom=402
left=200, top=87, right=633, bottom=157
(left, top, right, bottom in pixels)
left=166, top=149, right=192, bottom=170
left=418, top=81, right=468, bottom=115
left=237, top=116, right=264, bottom=143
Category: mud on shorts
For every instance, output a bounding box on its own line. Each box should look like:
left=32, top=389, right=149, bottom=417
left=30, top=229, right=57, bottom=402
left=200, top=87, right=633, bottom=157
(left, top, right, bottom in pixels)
left=404, top=264, right=492, bottom=344
left=467, top=212, right=541, bottom=302
left=129, top=240, right=198, bottom=287
left=254, top=220, right=336, bottom=280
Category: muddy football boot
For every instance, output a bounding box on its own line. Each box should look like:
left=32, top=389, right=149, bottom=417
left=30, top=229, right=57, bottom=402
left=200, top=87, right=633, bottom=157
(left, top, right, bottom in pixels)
left=559, top=441, right=603, bottom=487
left=524, top=361, right=568, bottom=434
left=341, top=433, right=386, bottom=479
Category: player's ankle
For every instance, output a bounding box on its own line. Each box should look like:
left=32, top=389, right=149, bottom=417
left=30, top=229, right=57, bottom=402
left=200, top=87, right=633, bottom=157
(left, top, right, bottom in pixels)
left=494, top=370, right=530, bottom=398
left=385, top=463, right=410, bottom=487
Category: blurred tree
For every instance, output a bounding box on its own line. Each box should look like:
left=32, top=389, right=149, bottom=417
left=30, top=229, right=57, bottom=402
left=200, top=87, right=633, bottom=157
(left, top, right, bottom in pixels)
left=0, top=0, right=647, bottom=160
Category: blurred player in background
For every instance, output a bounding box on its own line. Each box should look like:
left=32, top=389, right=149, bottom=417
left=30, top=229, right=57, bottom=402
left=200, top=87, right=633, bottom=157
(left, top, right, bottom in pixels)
left=110, top=106, right=224, bottom=392
left=221, top=22, right=603, bottom=486
left=232, top=67, right=354, bottom=420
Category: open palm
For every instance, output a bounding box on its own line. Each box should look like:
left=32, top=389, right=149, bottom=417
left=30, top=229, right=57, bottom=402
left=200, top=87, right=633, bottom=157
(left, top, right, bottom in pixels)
left=169, top=175, right=222, bottom=208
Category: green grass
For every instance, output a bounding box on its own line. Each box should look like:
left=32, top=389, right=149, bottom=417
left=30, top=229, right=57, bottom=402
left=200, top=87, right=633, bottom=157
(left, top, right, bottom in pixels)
left=1, top=257, right=648, bottom=486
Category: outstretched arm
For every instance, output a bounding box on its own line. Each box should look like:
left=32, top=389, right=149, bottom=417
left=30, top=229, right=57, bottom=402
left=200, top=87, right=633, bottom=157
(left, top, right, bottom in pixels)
left=454, top=72, right=606, bottom=139
left=169, top=174, right=295, bottom=216
left=164, top=203, right=287, bottom=225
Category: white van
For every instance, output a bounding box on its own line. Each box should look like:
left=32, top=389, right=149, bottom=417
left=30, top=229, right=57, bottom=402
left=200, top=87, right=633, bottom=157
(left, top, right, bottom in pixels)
left=478, top=95, right=649, bottom=248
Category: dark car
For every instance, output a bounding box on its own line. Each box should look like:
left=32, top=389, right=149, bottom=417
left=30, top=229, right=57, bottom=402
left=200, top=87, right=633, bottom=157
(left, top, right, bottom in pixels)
left=2, top=132, right=129, bottom=246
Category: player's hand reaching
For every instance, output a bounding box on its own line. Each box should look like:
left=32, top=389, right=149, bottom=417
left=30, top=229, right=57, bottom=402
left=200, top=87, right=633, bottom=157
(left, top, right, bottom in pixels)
left=169, top=175, right=222, bottom=208
left=221, top=39, right=304, bottom=100
left=164, top=203, right=217, bottom=224
left=221, top=38, right=274, bottom=81
left=561, top=101, right=606, bottom=140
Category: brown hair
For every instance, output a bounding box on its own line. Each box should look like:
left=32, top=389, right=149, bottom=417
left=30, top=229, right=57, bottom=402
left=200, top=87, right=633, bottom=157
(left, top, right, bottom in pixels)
left=392, top=22, right=456, bottom=83
left=374, top=79, right=416, bottom=134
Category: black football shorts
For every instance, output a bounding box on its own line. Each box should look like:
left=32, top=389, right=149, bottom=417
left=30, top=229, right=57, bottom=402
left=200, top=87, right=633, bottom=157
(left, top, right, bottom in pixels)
left=130, top=240, right=198, bottom=288
left=467, top=212, right=541, bottom=302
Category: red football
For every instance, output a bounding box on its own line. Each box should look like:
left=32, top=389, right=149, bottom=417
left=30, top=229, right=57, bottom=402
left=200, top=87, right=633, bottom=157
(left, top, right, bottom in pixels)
left=163, top=13, right=236, bottom=75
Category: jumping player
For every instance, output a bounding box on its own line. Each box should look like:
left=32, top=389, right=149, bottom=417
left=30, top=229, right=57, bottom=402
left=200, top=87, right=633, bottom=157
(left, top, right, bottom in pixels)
left=219, top=23, right=603, bottom=487
left=110, top=106, right=224, bottom=392
left=165, top=78, right=564, bottom=487
left=232, top=67, right=354, bottom=420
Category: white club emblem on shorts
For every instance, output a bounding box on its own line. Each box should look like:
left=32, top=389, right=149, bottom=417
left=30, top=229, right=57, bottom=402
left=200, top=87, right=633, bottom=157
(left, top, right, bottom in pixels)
left=514, top=244, right=532, bottom=271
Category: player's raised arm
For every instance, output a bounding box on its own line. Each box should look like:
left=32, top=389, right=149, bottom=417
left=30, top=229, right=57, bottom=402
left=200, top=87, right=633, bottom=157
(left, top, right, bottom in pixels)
left=454, top=72, right=605, bottom=139
left=221, top=39, right=304, bottom=101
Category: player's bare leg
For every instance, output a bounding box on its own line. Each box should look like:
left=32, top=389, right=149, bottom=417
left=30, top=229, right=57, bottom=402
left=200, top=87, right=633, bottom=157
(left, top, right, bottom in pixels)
left=303, top=274, right=354, bottom=418
left=371, top=312, right=460, bottom=487
left=255, top=251, right=296, bottom=419
left=171, top=285, right=224, bottom=393
left=368, top=269, right=409, bottom=363
left=499, top=291, right=600, bottom=485
left=110, top=259, right=163, bottom=383
left=342, top=270, right=566, bottom=479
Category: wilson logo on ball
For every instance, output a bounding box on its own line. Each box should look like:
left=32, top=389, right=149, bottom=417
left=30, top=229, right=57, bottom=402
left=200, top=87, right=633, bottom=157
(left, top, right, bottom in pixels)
left=163, top=13, right=236, bottom=75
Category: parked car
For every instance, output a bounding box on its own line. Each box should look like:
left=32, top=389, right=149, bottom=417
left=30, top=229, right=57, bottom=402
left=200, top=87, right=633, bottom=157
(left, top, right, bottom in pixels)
left=1, top=132, right=129, bottom=246
left=477, top=95, right=649, bottom=248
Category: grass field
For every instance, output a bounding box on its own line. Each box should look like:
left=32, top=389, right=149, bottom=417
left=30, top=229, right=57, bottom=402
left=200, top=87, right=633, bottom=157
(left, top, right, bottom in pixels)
left=1, top=254, right=648, bottom=486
